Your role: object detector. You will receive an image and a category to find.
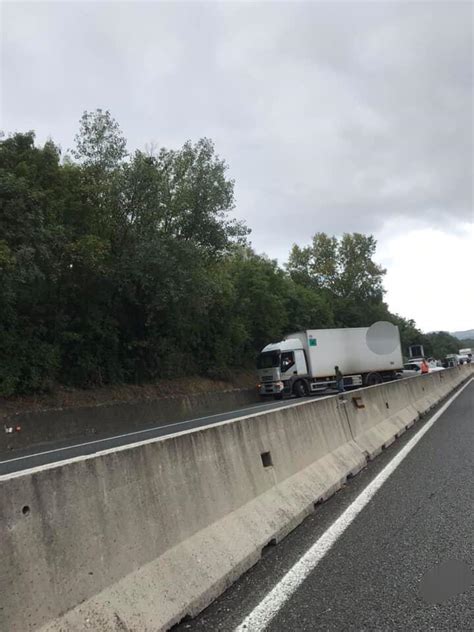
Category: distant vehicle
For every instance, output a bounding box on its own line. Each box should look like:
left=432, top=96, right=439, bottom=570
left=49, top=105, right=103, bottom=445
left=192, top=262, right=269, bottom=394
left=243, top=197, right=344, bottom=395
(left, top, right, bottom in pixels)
left=257, top=323, right=403, bottom=399
left=399, top=362, right=422, bottom=377
left=446, top=352, right=472, bottom=366
left=459, top=348, right=472, bottom=363
left=408, top=344, right=425, bottom=359
left=426, top=358, right=444, bottom=371
left=397, top=360, right=444, bottom=378
left=444, top=354, right=459, bottom=368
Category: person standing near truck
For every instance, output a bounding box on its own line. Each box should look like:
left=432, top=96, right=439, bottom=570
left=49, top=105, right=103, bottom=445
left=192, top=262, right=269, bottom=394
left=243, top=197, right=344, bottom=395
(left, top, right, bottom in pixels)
left=335, top=366, right=345, bottom=392
left=420, top=359, right=429, bottom=374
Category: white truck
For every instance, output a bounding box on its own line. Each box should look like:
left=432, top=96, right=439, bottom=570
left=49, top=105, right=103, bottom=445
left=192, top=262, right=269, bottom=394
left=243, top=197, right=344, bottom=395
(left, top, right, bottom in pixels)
left=445, top=354, right=459, bottom=367
left=257, top=322, right=403, bottom=398
left=458, top=348, right=472, bottom=363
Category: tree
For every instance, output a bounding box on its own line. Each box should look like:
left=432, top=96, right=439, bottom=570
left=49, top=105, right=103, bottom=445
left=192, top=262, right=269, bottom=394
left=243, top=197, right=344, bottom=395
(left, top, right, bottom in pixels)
left=287, top=233, right=385, bottom=300
left=284, top=281, right=334, bottom=332
left=457, top=337, right=474, bottom=350
left=423, top=331, right=461, bottom=359
left=336, top=233, right=386, bottom=302
left=0, top=113, right=443, bottom=396
left=73, top=109, right=127, bottom=170
left=287, top=232, right=387, bottom=327
left=147, top=139, right=248, bottom=253
left=287, top=233, right=337, bottom=292
left=0, top=132, right=63, bottom=394
left=390, top=315, right=425, bottom=359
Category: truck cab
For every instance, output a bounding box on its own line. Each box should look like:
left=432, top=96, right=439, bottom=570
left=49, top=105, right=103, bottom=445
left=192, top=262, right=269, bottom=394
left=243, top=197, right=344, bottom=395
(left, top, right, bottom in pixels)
left=257, top=339, right=308, bottom=397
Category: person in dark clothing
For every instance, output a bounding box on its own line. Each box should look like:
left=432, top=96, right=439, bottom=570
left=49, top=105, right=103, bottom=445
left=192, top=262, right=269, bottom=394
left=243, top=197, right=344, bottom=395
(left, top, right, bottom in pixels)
left=335, top=365, right=345, bottom=392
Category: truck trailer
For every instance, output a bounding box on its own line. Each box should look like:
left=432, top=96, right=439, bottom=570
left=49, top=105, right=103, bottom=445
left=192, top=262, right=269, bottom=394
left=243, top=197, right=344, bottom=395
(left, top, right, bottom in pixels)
left=257, top=322, right=403, bottom=398
left=459, top=348, right=472, bottom=362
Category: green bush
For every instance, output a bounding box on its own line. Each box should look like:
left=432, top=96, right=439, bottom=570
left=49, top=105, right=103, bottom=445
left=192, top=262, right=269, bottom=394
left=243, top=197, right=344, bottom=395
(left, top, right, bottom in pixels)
left=0, top=113, right=434, bottom=396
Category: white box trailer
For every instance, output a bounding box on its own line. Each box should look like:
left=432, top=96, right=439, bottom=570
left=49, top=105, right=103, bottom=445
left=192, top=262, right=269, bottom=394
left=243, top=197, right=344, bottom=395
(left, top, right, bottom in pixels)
left=459, top=348, right=472, bottom=361
left=292, top=327, right=403, bottom=376
left=257, top=322, right=403, bottom=398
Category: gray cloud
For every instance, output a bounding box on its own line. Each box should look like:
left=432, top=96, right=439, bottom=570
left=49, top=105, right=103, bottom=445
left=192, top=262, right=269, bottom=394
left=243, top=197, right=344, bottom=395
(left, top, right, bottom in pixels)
left=1, top=1, right=472, bottom=261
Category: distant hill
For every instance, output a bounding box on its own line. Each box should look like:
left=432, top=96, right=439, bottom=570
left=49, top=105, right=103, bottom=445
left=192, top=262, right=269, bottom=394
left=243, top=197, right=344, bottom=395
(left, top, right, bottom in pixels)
left=452, top=329, right=474, bottom=340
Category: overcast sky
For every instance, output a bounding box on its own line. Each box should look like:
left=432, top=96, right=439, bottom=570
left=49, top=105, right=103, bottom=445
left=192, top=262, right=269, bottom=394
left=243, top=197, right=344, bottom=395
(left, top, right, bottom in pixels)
left=1, top=1, right=473, bottom=332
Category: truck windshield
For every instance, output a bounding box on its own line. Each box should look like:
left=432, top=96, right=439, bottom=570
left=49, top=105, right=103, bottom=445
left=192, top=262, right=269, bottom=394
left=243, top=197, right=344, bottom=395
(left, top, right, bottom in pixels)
left=257, top=351, right=280, bottom=369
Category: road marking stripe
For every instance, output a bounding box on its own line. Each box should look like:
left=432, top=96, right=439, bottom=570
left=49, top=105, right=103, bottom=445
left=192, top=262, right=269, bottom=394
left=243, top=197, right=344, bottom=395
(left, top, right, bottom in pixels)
left=0, top=400, right=298, bottom=466
left=0, top=394, right=331, bottom=478
left=234, top=378, right=473, bottom=632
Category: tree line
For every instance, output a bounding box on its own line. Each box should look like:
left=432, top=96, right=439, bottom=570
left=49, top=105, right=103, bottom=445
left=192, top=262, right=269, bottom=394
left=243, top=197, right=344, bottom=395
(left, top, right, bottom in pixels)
left=0, top=110, right=463, bottom=396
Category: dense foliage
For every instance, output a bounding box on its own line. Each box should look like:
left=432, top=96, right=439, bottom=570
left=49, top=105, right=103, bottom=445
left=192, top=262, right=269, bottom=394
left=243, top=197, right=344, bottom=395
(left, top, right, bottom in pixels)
left=0, top=111, right=465, bottom=395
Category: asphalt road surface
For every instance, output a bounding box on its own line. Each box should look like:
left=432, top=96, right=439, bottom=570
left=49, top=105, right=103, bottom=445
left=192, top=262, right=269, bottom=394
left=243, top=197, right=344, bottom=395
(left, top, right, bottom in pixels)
left=175, top=380, right=473, bottom=632
left=0, top=377, right=423, bottom=478
left=0, top=394, right=322, bottom=476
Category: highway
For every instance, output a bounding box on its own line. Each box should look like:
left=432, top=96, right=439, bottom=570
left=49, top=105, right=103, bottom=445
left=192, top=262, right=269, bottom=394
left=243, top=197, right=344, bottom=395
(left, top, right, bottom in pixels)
left=0, top=394, right=320, bottom=477
left=176, top=380, right=473, bottom=631
left=0, top=377, right=435, bottom=478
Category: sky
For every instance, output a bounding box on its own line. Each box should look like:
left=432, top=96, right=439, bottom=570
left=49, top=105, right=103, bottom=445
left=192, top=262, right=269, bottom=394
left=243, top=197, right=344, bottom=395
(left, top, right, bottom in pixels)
left=1, top=1, right=473, bottom=332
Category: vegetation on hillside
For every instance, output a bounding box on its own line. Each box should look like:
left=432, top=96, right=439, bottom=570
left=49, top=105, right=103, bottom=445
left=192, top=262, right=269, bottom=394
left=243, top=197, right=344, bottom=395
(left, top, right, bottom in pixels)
left=0, top=111, right=464, bottom=395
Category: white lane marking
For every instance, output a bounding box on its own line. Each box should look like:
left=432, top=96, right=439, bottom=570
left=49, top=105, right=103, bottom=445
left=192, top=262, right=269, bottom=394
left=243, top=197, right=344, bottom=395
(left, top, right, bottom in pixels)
left=0, top=399, right=302, bottom=465
left=0, top=393, right=331, bottom=477
left=234, top=377, right=473, bottom=632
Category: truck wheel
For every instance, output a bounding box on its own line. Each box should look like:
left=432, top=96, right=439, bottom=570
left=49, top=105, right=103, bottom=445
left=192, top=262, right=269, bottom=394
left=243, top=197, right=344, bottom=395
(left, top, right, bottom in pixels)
left=274, top=393, right=283, bottom=400
left=365, top=372, right=383, bottom=386
left=293, top=380, right=308, bottom=398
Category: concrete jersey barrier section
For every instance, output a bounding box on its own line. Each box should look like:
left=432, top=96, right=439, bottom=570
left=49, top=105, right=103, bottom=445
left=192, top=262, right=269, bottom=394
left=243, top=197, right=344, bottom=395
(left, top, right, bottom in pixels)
left=0, top=387, right=259, bottom=455
left=0, top=365, right=471, bottom=631
left=343, top=367, right=464, bottom=459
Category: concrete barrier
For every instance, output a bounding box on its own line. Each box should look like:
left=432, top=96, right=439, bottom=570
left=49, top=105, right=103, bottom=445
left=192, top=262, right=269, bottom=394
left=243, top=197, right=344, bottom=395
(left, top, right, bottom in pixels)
left=0, top=366, right=471, bottom=631
left=345, top=366, right=470, bottom=459
left=405, top=368, right=463, bottom=415
left=343, top=378, right=416, bottom=458
left=0, top=387, right=259, bottom=456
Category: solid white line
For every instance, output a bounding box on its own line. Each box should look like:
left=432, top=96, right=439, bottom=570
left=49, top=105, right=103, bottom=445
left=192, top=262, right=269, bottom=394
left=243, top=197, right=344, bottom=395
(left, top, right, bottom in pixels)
left=0, top=393, right=330, bottom=470
left=234, top=377, right=473, bottom=632
left=0, top=400, right=278, bottom=465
